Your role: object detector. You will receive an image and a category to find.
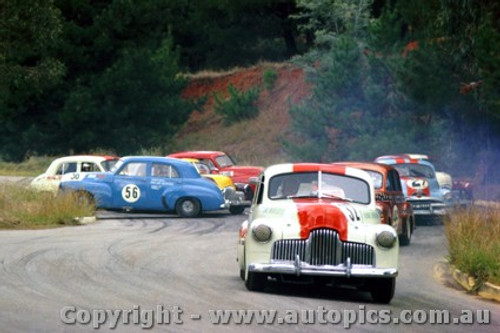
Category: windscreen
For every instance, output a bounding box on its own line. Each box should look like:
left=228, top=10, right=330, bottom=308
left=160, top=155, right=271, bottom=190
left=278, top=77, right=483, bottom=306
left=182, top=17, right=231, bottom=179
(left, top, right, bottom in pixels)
left=268, top=171, right=370, bottom=204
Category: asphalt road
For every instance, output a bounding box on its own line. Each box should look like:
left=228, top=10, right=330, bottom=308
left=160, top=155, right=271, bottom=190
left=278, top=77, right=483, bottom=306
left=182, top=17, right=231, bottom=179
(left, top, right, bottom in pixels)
left=0, top=209, right=498, bottom=333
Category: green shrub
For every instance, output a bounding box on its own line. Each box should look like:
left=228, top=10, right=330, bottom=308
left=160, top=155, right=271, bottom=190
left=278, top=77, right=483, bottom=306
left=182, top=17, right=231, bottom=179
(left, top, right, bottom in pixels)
left=213, top=84, right=261, bottom=124
left=263, top=69, right=278, bottom=91
left=445, top=207, right=500, bottom=288
left=0, top=184, right=95, bottom=229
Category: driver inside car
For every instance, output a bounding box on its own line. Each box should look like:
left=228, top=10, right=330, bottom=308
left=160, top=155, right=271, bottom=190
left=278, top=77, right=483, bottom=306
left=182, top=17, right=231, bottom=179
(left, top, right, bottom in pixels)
left=280, top=178, right=300, bottom=197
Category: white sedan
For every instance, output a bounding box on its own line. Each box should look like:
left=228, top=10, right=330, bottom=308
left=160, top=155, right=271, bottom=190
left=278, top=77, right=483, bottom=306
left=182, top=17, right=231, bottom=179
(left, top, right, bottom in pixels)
left=30, top=155, right=118, bottom=193
left=237, top=163, right=399, bottom=303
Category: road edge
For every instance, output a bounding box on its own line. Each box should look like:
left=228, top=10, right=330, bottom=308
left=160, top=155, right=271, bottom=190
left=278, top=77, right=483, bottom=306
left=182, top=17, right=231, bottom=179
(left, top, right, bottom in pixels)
left=450, top=264, right=500, bottom=303
left=73, top=216, right=97, bottom=224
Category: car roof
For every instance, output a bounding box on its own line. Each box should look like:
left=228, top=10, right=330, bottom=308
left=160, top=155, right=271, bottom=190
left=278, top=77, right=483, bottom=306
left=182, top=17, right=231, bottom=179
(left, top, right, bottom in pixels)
left=121, top=155, right=190, bottom=165
left=375, top=155, right=436, bottom=168
left=375, top=153, right=430, bottom=162
left=50, top=155, right=117, bottom=164
left=332, top=161, right=396, bottom=174
left=119, top=156, right=201, bottom=177
left=167, top=151, right=226, bottom=158
left=264, top=163, right=374, bottom=184
left=178, top=157, right=200, bottom=163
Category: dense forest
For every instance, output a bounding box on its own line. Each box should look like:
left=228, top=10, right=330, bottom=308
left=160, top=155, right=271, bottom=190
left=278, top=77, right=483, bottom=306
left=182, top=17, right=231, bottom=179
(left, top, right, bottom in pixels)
left=1, top=0, right=499, bottom=179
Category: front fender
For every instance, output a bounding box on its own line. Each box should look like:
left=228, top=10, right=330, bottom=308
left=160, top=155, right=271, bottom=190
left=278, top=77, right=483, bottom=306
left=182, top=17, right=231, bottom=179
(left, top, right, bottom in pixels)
left=376, top=202, right=391, bottom=225
left=60, top=181, right=113, bottom=207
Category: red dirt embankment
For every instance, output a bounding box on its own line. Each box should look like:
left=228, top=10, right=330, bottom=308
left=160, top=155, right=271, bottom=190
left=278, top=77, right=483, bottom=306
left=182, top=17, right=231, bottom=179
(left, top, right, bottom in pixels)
left=174, top=63, right=312, bottom=165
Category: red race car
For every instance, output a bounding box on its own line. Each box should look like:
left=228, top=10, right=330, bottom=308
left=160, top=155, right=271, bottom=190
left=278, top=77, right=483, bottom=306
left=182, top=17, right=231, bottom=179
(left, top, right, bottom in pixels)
left=333, top=162, right=415, bottom=246
left=167, top=151, right=263, bottom=200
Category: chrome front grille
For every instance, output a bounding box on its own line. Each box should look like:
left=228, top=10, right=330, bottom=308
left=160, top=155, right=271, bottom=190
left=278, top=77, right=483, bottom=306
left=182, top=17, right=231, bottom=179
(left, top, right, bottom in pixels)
left=272, top=239, right=307, bottom=262
left=410, top=201, right=431, bottom=210
left=308, top=228, right=342, bottom=265
left=342, top=241, right=373, bottom=265
left=271, top=229, right=374, bottom=266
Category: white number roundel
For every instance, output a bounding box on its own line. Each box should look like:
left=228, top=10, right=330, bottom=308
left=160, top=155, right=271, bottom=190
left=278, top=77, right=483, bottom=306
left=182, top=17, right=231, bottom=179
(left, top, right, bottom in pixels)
left=406, top=179, right=428, bottom=190
left=122, top=184, right=141, bottom=203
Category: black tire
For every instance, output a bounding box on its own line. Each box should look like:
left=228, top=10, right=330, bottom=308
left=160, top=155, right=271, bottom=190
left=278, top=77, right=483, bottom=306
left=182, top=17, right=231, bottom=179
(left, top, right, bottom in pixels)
left=74, top=190, right=95, bottom=208
left=369, top=278, right=396, bottom=304
left=245, top=271, right=267, bottom=291
left=175, top=198, right=201, bottom=217
left=229, top=206, right=245, bottom=215
left=399, top=218, right=411, bottom=246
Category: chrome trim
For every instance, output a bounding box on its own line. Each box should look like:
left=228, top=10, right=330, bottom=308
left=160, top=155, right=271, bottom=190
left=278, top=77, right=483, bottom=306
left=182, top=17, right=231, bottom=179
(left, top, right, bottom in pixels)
left=271, top=229, right=374, bottom=266
left=248, top=262, right=398, bottom=278
left=408, top=198, right=447, bottom=216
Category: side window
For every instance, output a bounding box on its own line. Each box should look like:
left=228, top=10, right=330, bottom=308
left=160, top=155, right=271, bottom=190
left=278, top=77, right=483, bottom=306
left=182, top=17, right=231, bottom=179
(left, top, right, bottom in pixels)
left=390, top=170, right=402, bottom=192
left=386, top=174, right=392, bottom=191
left=196, top=163, right=210, bottom=174
left=152, top=163, right=179, bottom=178
left=57, top=162, right=77, bottom=175
left=81, top=162, right=100, bottom=172
left=56, top=164, right=64, bottom=175
left=118, top=162, right=147, bottom=177
left=90, top=163, right=100, bottom=172
left=200, top=158, right=216, bottom=170
left=168, top=165, right=179, bottom=178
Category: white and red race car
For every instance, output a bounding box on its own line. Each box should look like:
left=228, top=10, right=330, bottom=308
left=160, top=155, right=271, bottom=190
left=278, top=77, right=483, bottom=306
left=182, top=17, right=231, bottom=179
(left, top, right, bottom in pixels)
left=30, top=155, right=119, bottom=193
left=237, top=163, right=399, bottom=303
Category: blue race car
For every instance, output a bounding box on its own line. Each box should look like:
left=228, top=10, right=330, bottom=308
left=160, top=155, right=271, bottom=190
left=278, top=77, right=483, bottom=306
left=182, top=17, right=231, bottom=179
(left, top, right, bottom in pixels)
left=59, top=156, right=230, bottom=217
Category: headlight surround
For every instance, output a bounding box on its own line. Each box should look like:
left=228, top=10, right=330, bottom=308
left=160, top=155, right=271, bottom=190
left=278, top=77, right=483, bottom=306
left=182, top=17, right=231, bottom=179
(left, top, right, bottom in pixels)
left=376, top=230, right=397, bottom=248
left=252, top=223, right=273, bottom=243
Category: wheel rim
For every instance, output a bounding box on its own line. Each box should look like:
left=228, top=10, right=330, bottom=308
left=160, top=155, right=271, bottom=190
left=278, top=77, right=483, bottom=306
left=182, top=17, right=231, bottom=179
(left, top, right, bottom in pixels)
left=182, top=200, right=194, bottom=213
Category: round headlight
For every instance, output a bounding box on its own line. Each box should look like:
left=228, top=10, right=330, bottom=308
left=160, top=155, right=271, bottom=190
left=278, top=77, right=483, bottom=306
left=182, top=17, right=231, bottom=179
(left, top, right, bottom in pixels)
left=252, top=224, right=272, bottom=242
left=376, top=230, right=397, bottom=248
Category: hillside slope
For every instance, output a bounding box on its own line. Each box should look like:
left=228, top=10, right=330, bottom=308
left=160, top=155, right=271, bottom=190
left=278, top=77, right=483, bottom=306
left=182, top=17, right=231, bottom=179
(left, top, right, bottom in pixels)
left=173, top=64, right=500, bottom=201
left=172, top=63, right=312, bottom=166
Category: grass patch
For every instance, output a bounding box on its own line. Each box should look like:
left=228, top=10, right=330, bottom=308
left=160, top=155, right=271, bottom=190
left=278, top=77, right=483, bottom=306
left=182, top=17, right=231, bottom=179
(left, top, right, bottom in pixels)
left=445, top=207, right=500, bottom=288
left=0, top=184, right=95, bottom=229
left=0, top=156, right=53, bottom=176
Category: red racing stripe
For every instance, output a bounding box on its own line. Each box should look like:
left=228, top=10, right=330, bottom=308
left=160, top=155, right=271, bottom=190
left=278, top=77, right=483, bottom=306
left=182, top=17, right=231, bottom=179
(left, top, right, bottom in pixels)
left=292, top=163, right=347, bottom=174
left=293, top=198, right=348, bottom=241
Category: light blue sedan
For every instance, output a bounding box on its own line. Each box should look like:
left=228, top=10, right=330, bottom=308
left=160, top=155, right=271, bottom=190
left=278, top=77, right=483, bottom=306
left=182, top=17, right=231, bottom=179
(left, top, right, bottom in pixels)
left=59, top=156, right=230, bottom=217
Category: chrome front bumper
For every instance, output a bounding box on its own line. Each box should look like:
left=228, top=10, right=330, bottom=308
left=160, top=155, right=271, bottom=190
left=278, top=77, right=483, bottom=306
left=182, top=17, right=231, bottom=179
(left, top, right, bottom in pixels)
left=248, top=256, right=398, bottom=278
left=409, top=199, right=447, bottom=216
left=223, top=187, right=252, bottom=207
